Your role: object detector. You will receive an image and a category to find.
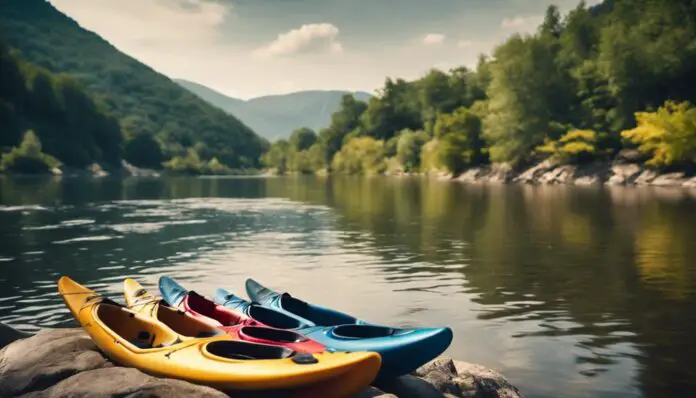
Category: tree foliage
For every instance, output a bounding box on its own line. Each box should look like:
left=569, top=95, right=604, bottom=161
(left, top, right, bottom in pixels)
left=536, top=129, right=602, bottom=164
left=0, top=41, right=123, bottom=168
left=396, top=130, right=429, bottom=172
left=1, top=130, right=60, bottom=173
left=332, top=137, right=386, bottom=175
left=621, top=101, right=696, bottom=168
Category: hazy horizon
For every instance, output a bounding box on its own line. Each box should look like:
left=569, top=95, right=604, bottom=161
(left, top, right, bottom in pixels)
left=48, top=0, right=601, bottom=100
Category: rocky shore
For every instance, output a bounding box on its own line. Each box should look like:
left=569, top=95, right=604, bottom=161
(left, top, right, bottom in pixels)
left=0, top=324, right=522, bottom=398
left=442, top=160, right=696, bottom=188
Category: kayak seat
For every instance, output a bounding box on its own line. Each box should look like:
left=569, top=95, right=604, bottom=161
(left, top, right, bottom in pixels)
left=331, top=325, right=395, bottom=339
left=247, top=305, right=302, bottom=330
left=205, top=340, right=295, bottom=360
left=240, top=326, right=308, bottom=343
left=280, top=293, right=356, bottom=326
left=130, top=331, right=155, bottom=349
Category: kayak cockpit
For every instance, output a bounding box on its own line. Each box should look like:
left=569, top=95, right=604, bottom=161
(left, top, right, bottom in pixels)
left=280, top=293, right=357, bottom=326
left=239, top=326, right=309, bottom=343
left=204, top=340, right=294, bottom=360
left=247, top=305, right=303, bottom=329
left=155, top=304, right=224, bottom=338
left=96, top=304, right=180, bottom=349
left=330, top=325, right=395, bottom=339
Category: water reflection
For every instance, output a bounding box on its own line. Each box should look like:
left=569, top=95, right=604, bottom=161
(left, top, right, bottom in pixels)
left=1, top=176, right=696, bottom=398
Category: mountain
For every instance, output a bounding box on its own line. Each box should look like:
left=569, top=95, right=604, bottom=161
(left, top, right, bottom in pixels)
left=0, top=0, right=266, bottom=169
left=175, top=79, right=372, bottom=140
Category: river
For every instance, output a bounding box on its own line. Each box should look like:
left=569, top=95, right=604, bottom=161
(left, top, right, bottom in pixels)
left=1, top=175, right=696, bottom=398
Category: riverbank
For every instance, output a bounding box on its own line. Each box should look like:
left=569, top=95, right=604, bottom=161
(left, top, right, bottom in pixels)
left=0, top=324, right=522, bottom=398
left=447, top=160, right=696, bottom=188
left=383, top=156, right=696, bottom=188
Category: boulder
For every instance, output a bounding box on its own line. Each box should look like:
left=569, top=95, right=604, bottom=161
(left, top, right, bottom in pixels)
left=683, top=177, right=696, bottom=188
left=634, top=169, right=659, bottom=185
left=18, top=367, right=228, bottom=398
left=488, top=164, right=515, bottom=184
left=0, top=328, right=226, bottom=398
left=606, top=164, right=642, bottom=185
left=514, top=161, right=555, bottom=184
left=457, top=168, right=488, bottom=183
left=651, top=172, right=687, bottom=187
left=538, top=165, right=577, bottom=184
left=574, top=175, right=601, bottom=186
left=452, top=360, right=523, bottom=398
left=0, top=328, right=111, bottom=397
left=0, top=322, right=30, bottom=348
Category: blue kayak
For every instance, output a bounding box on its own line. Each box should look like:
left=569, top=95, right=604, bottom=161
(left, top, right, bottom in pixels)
left=212, top=278, right=453, bottom=379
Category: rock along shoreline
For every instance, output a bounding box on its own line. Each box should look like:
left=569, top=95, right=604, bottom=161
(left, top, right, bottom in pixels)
left=444, top=160, right=696, bottom=188
left=0, top=323, right=523, bottom=398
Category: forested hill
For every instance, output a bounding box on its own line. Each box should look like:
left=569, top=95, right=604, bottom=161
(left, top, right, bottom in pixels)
left=0, top=0, right=267, bottom=171
left=262, top=0, right=696, bottom=176
left=175, top=79, right=372, bottom=141
left=0, top=42, right=122, bottom=172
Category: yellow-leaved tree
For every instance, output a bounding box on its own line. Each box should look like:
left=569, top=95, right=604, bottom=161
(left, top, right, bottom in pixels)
left=621, top=101, right=696, bottom=167
left=535, top=129, right=599, bottom=164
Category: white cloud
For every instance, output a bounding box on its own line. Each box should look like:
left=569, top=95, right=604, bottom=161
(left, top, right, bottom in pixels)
left=501, top=15, right=543, bottom=32
left=422, top=33, right=445, bottom=45
left=50, top=0, right=230, bottom=50
left=252, top=23, right=344, bottom=58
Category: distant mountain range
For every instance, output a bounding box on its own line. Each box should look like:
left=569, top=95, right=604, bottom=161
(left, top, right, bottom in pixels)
left=175, top=79, right=373, bottom=140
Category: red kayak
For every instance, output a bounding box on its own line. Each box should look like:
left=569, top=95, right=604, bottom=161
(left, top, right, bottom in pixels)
left=158, top=277, right=325, bottom=354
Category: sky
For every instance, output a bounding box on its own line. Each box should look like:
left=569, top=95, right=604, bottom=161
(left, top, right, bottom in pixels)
left=48, top=0, right=601, bottom=99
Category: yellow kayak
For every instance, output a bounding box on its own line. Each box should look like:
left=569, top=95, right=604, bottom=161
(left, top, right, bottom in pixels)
left=122, top=277, right=222, bottom=340
left=58, top=276, right=381, bottom=396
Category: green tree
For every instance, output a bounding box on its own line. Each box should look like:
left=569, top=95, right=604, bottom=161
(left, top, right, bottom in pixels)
left=396, top=129, right=429, bottom=171
left=1, top=130, right=60, bottom=173
left=332, top=137, right=386, bottom=175
left=261, top=139, right=290, bottom=173
left=124, top=133, right=164, bottom=169
left=483, top=33, right=573, bottom=165
left=319, top=95, right=368, bottom=164
left=289, top=127, right=318, bottom=151
left=435, top=107, right=486, bottom=173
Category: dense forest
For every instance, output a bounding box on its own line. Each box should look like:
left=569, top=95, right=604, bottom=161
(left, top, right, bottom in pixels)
left=263, top=0, right=696, bottom=175
left=0, top=0, right=267, bottom=173
left=0, top=42, right=122, bottom=173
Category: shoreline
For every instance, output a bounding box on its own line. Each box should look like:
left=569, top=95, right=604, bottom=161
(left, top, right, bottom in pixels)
left=438, top=160, right=696, bottom=189
left=4, top=159, right=696, bottom=190
left=0, top=323, right=523, bottom=398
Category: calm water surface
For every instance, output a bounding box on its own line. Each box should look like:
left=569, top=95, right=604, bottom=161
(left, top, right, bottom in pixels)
left=2, top=175, right=696, bottom=398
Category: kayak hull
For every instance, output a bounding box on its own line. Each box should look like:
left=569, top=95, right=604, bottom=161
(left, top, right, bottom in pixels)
left=59, top=276, right=381, bottom=396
